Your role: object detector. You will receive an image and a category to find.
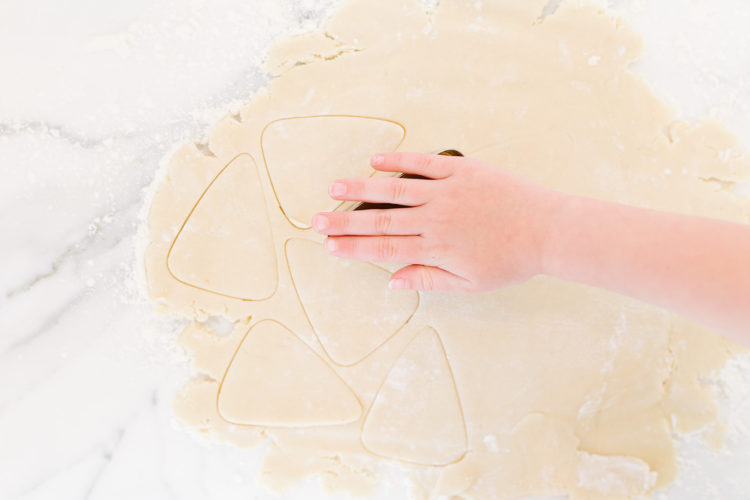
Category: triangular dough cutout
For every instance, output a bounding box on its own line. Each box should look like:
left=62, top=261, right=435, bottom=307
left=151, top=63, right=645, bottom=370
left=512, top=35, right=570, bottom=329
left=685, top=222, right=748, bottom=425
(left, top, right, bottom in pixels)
left=285, top=238, right=419, bottom=366
left=261, top=115, right=405, bottom=227
left=218, top=320, right=362, bottom=426
left=362, top=327, right=467, bottom=465
left=168, top=154, right=277, bottom=300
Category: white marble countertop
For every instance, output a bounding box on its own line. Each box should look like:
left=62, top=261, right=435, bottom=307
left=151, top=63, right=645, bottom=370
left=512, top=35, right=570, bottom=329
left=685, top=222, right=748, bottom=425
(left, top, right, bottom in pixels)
left=1, top=1, right=749, bottom=499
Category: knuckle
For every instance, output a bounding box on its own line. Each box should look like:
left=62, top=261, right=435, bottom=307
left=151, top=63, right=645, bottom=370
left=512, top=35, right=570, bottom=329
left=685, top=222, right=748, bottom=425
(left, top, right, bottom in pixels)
left=418, top=268, right=436, bottom=291
left=376, top=237, right=399, bottom=261
left=349, top=179, right=365, bottom=197
left=416, top=154, right=434, bottom=172
left=388, top=179, right=408, bottom=203
left=381, top=152, right=401, bottom=170
left=373, top=211, right=393, bottom=234
left=331, top=213, right=349, bottom=232
left=339, top=237, right=355, bottom=256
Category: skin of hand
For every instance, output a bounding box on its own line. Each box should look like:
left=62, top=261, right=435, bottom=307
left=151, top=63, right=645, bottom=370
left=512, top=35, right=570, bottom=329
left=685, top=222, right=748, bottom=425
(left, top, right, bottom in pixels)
left=312, top=152, right=750, bottom=345
left=311, top=152, right=567, bottom=293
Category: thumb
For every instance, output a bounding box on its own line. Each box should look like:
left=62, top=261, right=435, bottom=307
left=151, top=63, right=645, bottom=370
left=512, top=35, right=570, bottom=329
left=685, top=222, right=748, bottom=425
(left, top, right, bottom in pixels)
left=389, top=265, right=470, bottom=292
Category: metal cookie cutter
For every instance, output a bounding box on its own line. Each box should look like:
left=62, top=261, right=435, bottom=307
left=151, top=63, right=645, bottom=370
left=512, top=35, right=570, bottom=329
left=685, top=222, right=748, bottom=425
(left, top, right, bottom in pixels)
left=351, top=149, right=463, bottom=211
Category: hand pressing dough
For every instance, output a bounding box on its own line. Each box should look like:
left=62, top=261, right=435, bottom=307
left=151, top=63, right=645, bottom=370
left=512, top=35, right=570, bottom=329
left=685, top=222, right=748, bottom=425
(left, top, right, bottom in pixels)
left=144, top=0, right=750, bottom=498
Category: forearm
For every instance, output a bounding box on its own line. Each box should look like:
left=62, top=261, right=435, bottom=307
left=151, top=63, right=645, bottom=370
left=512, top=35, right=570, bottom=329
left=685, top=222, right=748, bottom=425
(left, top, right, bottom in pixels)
left=542, top=194, right=750, bottom=344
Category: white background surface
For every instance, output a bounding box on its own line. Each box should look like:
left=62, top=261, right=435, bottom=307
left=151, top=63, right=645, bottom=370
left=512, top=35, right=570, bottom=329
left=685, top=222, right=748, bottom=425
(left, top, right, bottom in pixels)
left=1, top=1, right=749, bottom=499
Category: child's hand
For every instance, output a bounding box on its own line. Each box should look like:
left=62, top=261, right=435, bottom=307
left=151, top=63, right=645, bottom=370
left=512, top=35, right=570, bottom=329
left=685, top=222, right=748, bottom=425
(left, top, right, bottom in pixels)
left=311, top=152, right=565, bottom=292
left=311, top=151, right=750, bottom=343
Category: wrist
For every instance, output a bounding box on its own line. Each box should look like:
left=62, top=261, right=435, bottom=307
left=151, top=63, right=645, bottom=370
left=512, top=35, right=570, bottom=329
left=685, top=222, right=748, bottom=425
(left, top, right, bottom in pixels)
left=536, top=189, right=577, bottom=278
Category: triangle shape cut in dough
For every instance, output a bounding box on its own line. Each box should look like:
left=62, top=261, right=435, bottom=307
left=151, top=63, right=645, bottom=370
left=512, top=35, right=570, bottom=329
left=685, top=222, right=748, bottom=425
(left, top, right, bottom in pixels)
left=218, top=319, right=362, bottom=426
left=168, top=153, right=277, bottom=300
left=362, top=327, right=467, bottom=466
left=285, top=238, right=419, bottom=366
left=261, top=115, right=405, bottom=228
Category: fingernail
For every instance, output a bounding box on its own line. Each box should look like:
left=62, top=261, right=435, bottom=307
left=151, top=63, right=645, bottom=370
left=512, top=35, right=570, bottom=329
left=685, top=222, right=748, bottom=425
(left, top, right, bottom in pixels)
left=389, top=278, right=406, bottom=290
left=312, top=215, right=329, bottom=232
left=324, top=238, right=337, bottom=252
left=329, top=182, right=346, bottom=197
left=371, top=154, right=384, bottom=166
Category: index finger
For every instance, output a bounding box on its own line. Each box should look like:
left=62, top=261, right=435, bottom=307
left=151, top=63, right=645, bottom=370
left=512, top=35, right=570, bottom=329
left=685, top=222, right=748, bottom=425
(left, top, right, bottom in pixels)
left=370, top=152, right=459, bottom=179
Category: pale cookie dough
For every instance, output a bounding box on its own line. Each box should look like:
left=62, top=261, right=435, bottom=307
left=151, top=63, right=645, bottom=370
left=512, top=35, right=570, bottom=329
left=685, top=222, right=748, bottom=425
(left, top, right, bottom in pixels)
left=218, top=319, right=362, bottom=426
left=145, top=0, right=750, bottom=498
left=285, top=238, right=419, bottom=366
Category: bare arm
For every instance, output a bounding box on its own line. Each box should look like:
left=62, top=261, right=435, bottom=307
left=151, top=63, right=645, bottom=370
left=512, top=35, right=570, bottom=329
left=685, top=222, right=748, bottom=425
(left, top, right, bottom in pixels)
left=313, top=152, right=750, bottom=346
left=543, top=194, right=750, bottom=345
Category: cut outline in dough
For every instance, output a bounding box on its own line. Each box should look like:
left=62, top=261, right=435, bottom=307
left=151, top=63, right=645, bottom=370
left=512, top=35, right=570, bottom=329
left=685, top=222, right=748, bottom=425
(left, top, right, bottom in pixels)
left=166, top=152, right=279, bottom=301
left=284, top=237, right=420, bottom=367
left=151, top=0, right=750, bottom=494
left=359, top=326, right=469, bottom=467
left=259, top=114, right=407, bottom=229
left=215, top=318, right=364, bottom=427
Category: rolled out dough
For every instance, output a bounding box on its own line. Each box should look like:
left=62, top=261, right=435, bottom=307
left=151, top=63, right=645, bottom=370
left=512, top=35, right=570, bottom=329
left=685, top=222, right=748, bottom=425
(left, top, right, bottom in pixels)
left=145, top=0, right=750, bottom=498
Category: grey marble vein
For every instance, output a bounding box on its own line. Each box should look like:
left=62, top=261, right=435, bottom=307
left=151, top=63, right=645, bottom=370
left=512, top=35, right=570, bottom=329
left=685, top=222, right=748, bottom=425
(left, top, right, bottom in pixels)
left=3, top=289, right=88, bottom=354
left=3, top=175, right=151, bottom=303
left=0, top=121, right=134, bottom=150
left=80, top=427, right=128, bottom=500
